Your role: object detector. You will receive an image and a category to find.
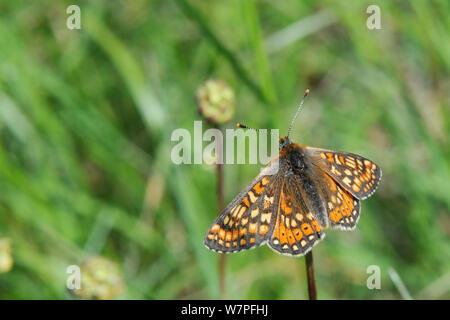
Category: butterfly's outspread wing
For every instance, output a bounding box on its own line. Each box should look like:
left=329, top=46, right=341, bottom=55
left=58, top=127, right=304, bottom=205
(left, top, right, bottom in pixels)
left=306, top=147, right=382, bottom=200
left=268, top=177, right=325, bottom=256
left=204, top=159, right=281, bottom=253
left=305, top=147, right=381, bottom=229
left=314, top=169, right=361, bottom=230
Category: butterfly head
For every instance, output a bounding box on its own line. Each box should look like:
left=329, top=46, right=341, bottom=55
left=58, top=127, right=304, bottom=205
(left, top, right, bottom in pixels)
left=279, top=136, right=291, bottom=150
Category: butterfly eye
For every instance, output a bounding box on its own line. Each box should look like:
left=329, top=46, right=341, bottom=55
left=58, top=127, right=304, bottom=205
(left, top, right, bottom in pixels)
left=279, top=136, right=290, bottom=150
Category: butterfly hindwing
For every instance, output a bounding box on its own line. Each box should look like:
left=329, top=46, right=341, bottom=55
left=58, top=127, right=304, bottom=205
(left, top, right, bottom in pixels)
left=315, top=169, right=361, bottom=230
left=268, top=178, right=325, bottom=256
left=307, top=147, right=382, bottom=200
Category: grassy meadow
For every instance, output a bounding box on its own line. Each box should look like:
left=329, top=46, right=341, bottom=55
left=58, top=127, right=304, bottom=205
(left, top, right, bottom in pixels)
left=0, top=0, right=449, bottom=299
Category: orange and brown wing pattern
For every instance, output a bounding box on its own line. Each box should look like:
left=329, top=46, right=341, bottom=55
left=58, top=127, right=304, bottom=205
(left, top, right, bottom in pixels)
left=316, top=170, right=361, bottom=230
left=307, top=147, right=382, bottom=200
left=268, top=180, right=325, bottom=256
left=204, top=174, right=279, bottom=253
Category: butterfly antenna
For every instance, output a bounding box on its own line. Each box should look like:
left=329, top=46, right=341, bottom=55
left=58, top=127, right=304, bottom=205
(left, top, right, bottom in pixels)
left=287, top=88, right=310, bottom=139
left=237, top=123, right=278, bottom=137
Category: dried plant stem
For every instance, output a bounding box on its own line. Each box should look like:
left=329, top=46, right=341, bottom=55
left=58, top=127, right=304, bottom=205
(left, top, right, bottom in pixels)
left=305, top=251, right=317, bottom=300
left=215, top=125, right=226, bottom=299
left=218, top=249, right=226, bottom=298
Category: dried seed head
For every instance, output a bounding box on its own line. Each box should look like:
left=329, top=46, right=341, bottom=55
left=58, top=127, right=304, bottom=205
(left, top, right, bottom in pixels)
left=196, top=79, right=235, bottom=124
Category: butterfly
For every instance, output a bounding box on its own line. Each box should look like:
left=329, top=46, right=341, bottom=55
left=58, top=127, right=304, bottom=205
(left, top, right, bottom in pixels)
left=204, top=89, right=382, bottom=257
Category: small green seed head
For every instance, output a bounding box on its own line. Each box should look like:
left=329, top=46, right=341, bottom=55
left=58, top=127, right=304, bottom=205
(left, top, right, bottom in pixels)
left=196, top=79, right=235, bottom=124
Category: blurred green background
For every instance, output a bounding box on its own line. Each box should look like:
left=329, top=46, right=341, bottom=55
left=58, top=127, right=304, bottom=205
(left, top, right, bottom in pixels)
left=0, top=0, right=449, bottom=299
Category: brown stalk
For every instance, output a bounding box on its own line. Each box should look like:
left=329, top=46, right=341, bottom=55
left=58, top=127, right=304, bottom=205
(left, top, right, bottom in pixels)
left=215, top=125, right=226, bottom=299
left=305, top=251, right=317, bottom=300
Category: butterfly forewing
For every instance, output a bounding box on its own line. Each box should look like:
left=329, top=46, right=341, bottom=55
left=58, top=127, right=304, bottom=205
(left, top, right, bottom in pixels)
left=307, top=147, right=382, bottom=200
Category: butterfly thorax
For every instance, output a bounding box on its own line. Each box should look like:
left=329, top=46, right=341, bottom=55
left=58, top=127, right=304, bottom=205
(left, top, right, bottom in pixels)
left=279, top=142, right=309, bottom=174
left=279, top=136, right=308, bottom=170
